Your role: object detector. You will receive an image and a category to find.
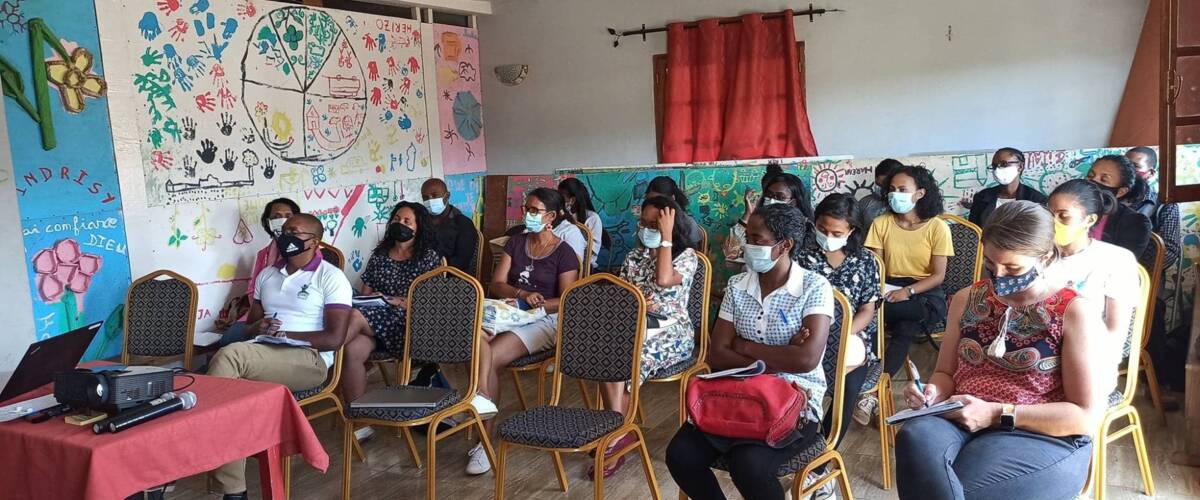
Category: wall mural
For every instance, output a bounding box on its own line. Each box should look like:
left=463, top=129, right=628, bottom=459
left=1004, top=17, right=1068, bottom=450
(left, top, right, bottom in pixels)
left=113, top=0, right=431, bottom=207
left=0, top=1, right=131, bottom=360
left=433, top=24, right=484, bottom=175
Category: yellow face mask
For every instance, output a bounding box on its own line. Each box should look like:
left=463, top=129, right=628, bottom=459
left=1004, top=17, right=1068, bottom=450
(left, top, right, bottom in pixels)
left=1053, top=220, right=1089, bottom=247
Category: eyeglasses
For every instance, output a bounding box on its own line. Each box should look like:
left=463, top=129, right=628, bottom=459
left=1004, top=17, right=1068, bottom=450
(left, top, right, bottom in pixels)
left=988, top=160, right=1021, bottom=170
left=522, top=205, right=549, bottom=215
left=283, top=230, right=319, bottom=239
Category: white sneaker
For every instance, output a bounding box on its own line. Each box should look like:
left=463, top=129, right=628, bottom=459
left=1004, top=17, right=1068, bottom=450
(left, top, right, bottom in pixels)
left=471, top=394, right=498, bottom=419
left=803, top=471, right=837, bottom=500
left=853, top=395, right=878, bottom=426
left=354, top=426, right=376, bottom=442
left=466, top=442, right=491, bottom=475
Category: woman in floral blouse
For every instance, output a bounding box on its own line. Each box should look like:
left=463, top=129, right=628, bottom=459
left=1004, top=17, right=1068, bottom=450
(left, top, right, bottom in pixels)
left=797, top=193, right=882, bottom=440
left=595, top=195, right=699, bottom=478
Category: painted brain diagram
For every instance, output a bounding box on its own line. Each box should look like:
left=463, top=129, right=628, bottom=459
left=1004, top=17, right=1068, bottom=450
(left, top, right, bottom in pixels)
left=124, top=0, right=430, bottom=206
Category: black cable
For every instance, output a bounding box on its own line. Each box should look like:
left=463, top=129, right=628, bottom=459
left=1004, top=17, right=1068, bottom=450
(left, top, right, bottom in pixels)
left=171, top=368, right=196, bottom=392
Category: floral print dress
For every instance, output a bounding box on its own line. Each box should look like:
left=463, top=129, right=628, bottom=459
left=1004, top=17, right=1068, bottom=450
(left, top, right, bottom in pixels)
left=358, top=247, right=441, bottom=357
left=619, top=246, right=698, bottom=383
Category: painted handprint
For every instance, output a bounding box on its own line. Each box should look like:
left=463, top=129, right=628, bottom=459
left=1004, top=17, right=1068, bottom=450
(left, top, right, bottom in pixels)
left=370, top=87, right=382, bottom=106
left=185, top=55, right=206, bottom=74
left=168, top=18, right=188, bottom=41
left=181, top=117, right=196, bottom=140
left=189, top=0, right=209, bottom=14
left=156, top=0, right=180, bottom=15
left=138, top=12, right=161, bottom=41
left=220, top=17, right=237, bottom=40
left=140, top=48, right=162, bottom=68
left=195, top=91, right=215, bottom=112
left=196, top=139, right=217, bottom=163
left=363, top=33, right=376, bottom=51
left=182, top=155, right=196, bottom=178
left=367, top=61, right=379, bottom=81
left=217, top=85, right=236, bottom=108
left=218, top=113, right=234, bottom=136
left=386, top=56, right=398, bottom=75
left=236, top=0, right=255, bottom=17
left=222, top=149, right=236, bottom=171
left=262, top=157, right=276, bottom=179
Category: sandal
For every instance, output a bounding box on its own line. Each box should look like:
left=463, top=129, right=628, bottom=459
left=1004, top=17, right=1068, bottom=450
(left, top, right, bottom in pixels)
left=586, top=433, right=637, bottom=480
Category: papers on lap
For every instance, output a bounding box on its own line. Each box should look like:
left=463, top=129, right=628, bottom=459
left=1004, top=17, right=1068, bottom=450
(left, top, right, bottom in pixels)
left=696, top=360, right=767, bottom=380
left=193, top=331, right=223, bottom=347
left=885, top=400, right=964, bottom=425
left=352, top=295, right=390, bottom=308
left=253, top=335, right=312, bottom=348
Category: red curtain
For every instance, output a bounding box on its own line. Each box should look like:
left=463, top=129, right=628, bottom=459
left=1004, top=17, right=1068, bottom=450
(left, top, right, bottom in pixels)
left=661, top=11, right=819, bottom=163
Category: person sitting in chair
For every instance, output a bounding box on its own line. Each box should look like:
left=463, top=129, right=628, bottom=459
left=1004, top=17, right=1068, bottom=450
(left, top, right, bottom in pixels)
left=205, top=214, right=352, bottom=500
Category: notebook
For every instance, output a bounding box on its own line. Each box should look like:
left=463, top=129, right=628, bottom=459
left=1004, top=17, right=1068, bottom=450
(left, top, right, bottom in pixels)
left=194, top=331, right=223, bottom=347
left=253, top=335, right=312, bottom=348
left=885, top=400, right=965, bottom=425
left=353, top=295, right=390, bottom=308
left=695, top=360, right=767, bottom=380
left=350, top=387, right=453, bottom=408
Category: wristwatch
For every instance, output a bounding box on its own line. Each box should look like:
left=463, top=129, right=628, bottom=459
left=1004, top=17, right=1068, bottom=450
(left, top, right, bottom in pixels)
left=1000, top=403, right=1016, bottom=431
left=660, top=240, right=673, bottom=248
left=907, top=286, right=916, bottom=298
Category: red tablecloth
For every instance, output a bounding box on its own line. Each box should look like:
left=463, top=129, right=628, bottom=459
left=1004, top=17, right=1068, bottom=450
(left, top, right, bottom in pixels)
left=0, top=373, right=329, bottom=500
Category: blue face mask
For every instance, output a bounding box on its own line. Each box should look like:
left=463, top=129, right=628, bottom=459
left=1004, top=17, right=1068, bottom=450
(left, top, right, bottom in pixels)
left=524, top=212, right=546, bottom=233
left=639, top=227, right=662, bottom=249
left=743, top=242, right=781, bottom=273
left=889, top=192, right=916, bottom=214
left=424, top=197, right=447, bottom=216
left=993, top=266, right=1039, bottom=296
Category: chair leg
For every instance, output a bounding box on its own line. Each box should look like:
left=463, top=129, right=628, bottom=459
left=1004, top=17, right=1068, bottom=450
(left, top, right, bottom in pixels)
left=551, top=451, right=569, bottom=492
left=677, top=379, right=688, bottom=428
left=375, top=361, right=392, bottom=387
left=1128, top=410, right=1157, bottom=496
left=425, top=418, right=440, bottom=500
left=878, top=387, right=892, bottom=490
left=402, top=427, right=424, bottom=468
left=1094, top=419, right=1110, bottom=500
left=633, top=427, right=662, bottom=500
left=593, top=436, right=609, bottom=500
left=494, top=441, right=509, bottom=500
left=510, top=370, right=530, bottom=410
left=331, top=398, right=366, bottom=463
left=1140, top=352, right=1165, bottom=421
left=342, top=420, right=353, bottom=500
left=535, top=364, right=548, bottom=406
left=282, top=455, right=292, bottom=500
left=636, top=401, right=646, bottom=424
left=577, top=378, right=594, bottom=409
left=832, top=452, right=855, bottom=500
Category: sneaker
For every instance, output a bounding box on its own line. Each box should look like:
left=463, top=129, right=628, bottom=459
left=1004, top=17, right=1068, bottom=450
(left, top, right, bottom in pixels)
left=466, top=442, right=491, bottom=475
left=853, top=395, right=878, bottom=426
left=471, top=394, right=498, bottom=419
left=354, top=426, right=376, bottom=443
left=803, top=471, right=836, bottom=500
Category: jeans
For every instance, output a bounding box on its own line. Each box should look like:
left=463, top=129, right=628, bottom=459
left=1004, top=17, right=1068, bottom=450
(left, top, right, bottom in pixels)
left=217, top=322, right=251, bottom=347
left=822, top=363, right=869, bottom=448
left=895, top=415, right=1092, bottom=500
left=666, top=421, right=822, bottom=500
left=883, top=289, right=946, bottom=376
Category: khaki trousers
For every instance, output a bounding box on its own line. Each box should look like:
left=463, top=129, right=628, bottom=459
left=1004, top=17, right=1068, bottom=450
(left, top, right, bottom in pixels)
left=207, top=342, right=327, bottom=494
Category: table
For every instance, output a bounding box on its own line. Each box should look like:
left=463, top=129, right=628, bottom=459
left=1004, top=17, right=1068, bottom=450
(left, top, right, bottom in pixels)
left=0, top=372, right=328, bottom=500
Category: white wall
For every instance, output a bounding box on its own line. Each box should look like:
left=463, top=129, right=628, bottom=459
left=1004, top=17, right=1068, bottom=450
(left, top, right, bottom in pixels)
left=479, top=0, right=1148, bottom=174
left=0, top=99, right=37, bottom=379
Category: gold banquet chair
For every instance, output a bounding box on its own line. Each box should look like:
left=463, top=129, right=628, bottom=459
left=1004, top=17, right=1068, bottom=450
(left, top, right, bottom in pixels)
left=1128, top=232, right=1165, bottom=418
left=123, top=270, right=198, bottom=371
left=342, top=266, right=496, bottom=500
left=284, top=346, right=364, bottom=498
left=684, top=289, right=855, bottom=500
left=494, top=274, right=661, bottom=500
left=643, top=253, right=712, bottom=427
left=1090, top=264, right=1154, bottom=500
left=927, top=214, right=983, bottom=345
left=859, top=252, right=893, bottom=489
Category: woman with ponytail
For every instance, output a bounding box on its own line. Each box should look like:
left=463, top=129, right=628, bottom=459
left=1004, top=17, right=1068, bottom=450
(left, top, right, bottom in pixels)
left=1044, top=179, right=1140, bottom=378
left=340, top=201, right=442, bottom=402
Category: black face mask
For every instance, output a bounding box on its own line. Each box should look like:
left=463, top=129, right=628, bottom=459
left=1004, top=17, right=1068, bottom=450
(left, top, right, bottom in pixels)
left=275, top=233, right=309, bottom=258
left=387, top=223, right=414, bottom=243
left=1091, top=180, right=1122, bottom=198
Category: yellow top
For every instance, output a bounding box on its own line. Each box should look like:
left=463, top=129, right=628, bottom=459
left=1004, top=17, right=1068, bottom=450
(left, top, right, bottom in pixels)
left=864, top=214, right=954, bottom=279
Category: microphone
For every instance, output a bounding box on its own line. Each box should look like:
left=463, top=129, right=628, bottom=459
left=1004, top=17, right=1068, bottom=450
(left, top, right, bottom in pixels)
left=93, top=392, right=197, bottom=434
left=92, top=392, right=178, bottom=434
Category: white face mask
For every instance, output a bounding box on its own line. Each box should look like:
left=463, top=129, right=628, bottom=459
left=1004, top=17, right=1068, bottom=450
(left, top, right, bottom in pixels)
left=268, top=217, right=286, bottom=237
left=814, top=229, right=850, bottom=253
left=423, top=197, right=447, bottom=215
left=743, top=243, right=781, bottom=273
left=993, top=166, right=1020, bottom=185
left=762, top=197, right=787, bottom=206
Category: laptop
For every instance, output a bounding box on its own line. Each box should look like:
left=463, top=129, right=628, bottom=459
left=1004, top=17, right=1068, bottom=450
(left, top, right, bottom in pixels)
left=350, top=387, right=453, bottom=409
left=0, top=322, right=102, bottom=403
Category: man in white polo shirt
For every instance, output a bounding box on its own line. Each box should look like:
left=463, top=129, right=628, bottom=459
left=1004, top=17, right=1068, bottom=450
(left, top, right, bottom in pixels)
left=206, top=213, right=352, bottom=500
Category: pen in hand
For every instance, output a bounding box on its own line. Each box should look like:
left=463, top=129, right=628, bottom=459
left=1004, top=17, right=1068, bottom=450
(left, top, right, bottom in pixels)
left=906, top=359, right=929, bottom=408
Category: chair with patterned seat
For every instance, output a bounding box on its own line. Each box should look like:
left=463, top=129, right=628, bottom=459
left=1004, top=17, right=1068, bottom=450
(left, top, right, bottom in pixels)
left=1090, top=265, right=1154, bottom=500
left=1127, top=232, right=1165, bottom=418
left=642, top=253, right=712, bottom=427
left=282, top=346, right=365, bottom=498
left=927, top=214, right=982, bottom=346
left=506, top=253, right=588, bottom=410
left=123, top=270, right=198, bottom=371
left=858, top=252, right=894, bottom=490
left=685, top=289, right=855, bottom=500
left=494, top=274, right=661, bottom=500
left=341, top=266, right=496, bottom=500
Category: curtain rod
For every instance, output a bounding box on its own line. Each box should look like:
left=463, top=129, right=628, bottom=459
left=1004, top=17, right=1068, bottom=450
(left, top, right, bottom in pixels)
left=606, top=4, right=844, bottom=47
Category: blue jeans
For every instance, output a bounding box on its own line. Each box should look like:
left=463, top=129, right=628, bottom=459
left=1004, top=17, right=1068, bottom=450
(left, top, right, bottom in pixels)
left=896, top=415, right=1092, bottom=500
left=218, top=322, right=251, bottom=347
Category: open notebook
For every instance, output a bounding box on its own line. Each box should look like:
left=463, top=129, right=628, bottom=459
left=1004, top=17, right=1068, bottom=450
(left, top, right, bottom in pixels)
left=885, top=400, right=964, bottom=425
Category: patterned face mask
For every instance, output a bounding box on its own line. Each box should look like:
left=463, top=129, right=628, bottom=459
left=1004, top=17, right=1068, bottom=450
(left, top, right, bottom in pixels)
left=992, top=266, right=1038, bottom=297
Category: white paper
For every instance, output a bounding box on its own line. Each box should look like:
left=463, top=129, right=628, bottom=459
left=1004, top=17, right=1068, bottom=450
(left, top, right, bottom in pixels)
left=696, top=360, right=767, bottom=380
left=253, top=335, right=313, bottom=348
left=885, top=400, right=965, bottom=425
left=353, top=295, right=390, bottom=308
left=193, top=331, right=224, bottom=347
left=884, top=284, right=902, bottom=295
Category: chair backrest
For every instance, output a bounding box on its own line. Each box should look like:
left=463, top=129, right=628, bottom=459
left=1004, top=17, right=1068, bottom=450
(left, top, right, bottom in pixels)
left=822, top=289, right=853, bottom=450
left=687, top=253, right=713, bottom=363
left=123, top=270, right=198, bottom=370
left=574, top=222, right=594, bottom=277
left=697, top=226, right=709, bottom=256
left=320, top=242, right=345, bottom=270
left=403, top=266, right=486, bottom=394
left=552, top=274, right=646, bottom=422
left=1117, top=265, right=1152, bottom=407
left=939, top=214, right=983, bottom=298
left=871, top=252, right=887, bottom=362
left=1137, top=233, right=1164, bottom=351
left=473, top=225, right=485, bottom=279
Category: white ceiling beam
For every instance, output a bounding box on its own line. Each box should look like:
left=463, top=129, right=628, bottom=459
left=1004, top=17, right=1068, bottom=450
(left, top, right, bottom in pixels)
left=359, top=0, right=492, bottom=16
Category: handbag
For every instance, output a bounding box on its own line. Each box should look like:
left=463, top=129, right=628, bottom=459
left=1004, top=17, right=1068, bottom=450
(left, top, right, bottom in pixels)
left=685, top=374, right=807, bottom=447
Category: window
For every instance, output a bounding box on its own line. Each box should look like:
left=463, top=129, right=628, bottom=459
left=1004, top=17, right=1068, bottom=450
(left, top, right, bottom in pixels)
left=1160, top=0, right=1200, bottom=202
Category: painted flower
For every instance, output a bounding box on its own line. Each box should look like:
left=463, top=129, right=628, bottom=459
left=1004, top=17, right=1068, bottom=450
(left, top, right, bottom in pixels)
left=32, top=239, right=102, bottom=303
left=46, top=47, right=107, bottom=113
